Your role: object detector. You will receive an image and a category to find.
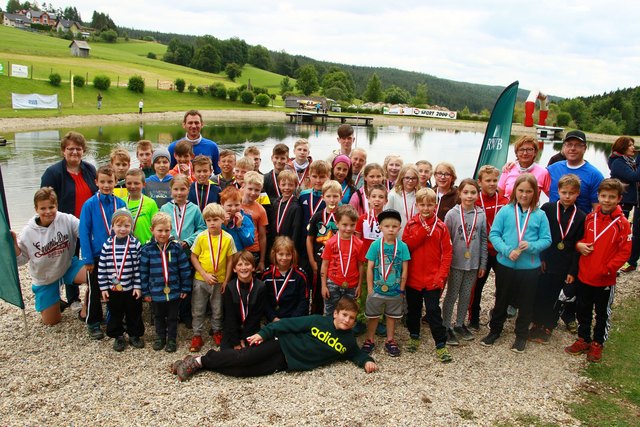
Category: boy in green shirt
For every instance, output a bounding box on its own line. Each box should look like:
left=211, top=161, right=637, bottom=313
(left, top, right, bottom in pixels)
left=125, top=168, right=158, bottom=244
left=171, top=296, right=377, bottom=381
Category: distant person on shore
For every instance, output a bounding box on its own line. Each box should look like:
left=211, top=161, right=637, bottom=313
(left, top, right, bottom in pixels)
left=168, top=110, right=221, bottom=174
left=12, top=187, right=87, bottom=326
left=40, top=131, right=97, bottom=314
left=97, top=92, right=103, bottom=110
left=138, top=99, right=144, bottom=115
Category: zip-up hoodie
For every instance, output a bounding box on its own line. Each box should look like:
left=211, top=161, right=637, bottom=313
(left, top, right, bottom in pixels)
left=444, top=204, right=488, bottom=271
left=140, top=239, right=192, bottom=302
left=402, top=213, right=453, bottom=290
left=577, top=205, right=631, bottom=287
left=159, top=200, right=206, bottom=247
left=608, top=153, right=640, bottom=206
left=16, top=212, right=79, bottom=285
left=79, top=192, right=127, bottom=264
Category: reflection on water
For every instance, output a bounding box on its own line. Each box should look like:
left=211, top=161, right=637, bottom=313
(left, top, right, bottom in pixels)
left=0, top=120, right=614, bottom=229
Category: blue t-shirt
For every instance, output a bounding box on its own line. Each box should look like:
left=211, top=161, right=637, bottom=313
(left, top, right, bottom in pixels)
left=365, top=238, right=411, bottom=296
left=547, top=160, right=603, bottom=213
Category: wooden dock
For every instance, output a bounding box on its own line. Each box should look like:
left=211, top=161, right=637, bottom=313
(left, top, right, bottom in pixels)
left=286, top=111, right=374, bottom=126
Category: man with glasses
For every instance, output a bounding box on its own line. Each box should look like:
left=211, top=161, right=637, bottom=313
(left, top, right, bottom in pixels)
left=547, top=130, right=604, bottom=213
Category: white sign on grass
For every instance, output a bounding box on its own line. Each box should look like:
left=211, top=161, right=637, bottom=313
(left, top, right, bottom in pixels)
left=11, top=64, right=28, bottom=78
left=12, top=93, right=58, bottom=109
left=383, top=106, right=458, bottom=120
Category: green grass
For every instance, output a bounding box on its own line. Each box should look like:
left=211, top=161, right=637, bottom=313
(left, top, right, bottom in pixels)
left=0, top=25, right=289, bottom=98
left=569, top=296, right=640, bottom=426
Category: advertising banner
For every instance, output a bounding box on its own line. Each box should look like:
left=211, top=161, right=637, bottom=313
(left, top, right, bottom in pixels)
left=11, top=63, right=28, bottom=78
left=383, top=106, right=457, bottom=120
left=11, top=93, right=58, bottom=109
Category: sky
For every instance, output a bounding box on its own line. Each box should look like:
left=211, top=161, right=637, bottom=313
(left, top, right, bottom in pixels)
left=43, top=0, right=640, bottom=98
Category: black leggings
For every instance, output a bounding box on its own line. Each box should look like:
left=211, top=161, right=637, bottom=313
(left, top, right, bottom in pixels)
left=200, top=339, right=288, bottom=377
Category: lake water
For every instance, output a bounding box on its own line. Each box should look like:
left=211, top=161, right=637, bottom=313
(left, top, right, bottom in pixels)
left=0, top=120, right=614, bottom=230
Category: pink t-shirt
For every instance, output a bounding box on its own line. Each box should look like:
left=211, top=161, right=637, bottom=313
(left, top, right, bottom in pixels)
left=498, top=163, right=550, bottom=198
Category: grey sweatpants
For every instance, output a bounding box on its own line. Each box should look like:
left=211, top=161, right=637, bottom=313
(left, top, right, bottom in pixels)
left=442, top=268, right=477, bottom=328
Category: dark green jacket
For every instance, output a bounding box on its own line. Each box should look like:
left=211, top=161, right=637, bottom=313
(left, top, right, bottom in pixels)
left=258, top=315, right=373, bottom=371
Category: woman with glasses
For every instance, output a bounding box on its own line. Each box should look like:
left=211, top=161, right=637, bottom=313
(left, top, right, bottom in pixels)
left=40, top=131, right=97, bottom=314
left=434, top=162, right=459, bottom=221
left=608, top=136, right=640, bottom=273
left=498, top=136, right=550, bottom=199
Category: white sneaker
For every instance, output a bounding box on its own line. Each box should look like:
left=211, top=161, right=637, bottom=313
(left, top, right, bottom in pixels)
left=70, top=301, right=82, bottom=314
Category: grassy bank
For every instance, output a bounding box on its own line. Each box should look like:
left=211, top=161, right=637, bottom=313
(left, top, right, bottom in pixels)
left=570, top=295, right=640, bottom=426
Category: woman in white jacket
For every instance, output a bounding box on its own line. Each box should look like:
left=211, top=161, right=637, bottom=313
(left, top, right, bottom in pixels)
left=12, top=188, right=87, bottom=325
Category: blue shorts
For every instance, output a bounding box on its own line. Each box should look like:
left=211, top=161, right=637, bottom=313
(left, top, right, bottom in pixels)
left=31, top=257, right=84, bottom=312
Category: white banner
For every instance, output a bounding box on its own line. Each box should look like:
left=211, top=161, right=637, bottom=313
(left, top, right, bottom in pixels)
left=11, top=64, right=28, bottom=78
left=12, top=93, right=58, bottom=109
left=383, top=106, right=457, bottom=120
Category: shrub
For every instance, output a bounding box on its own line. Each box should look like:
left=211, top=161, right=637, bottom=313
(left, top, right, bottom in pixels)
left=174, top=78, right=186, bottom=93
left=240, top=90, right=254, bottom=104
left=147, top=52, right=157, bottom=59
left=188, top=84, right=196, bottom=93
left=128, top=75, right=145, bottom=93
left=556, top=112, right=572, bottom=127
left=142, top=36, right=154, bottom=42
left=253, top=87, right=269, bottom=95
left=255, top=93, right=270, bottom=107
left=196, top=86, right=205, bottom=96
left=100, top=29, right=118, bottom=43
left=227, top=87, right=239, bottom=101
left=72, top=75, right=85, bottom=87
left=93, top=75, right=111, bottom=90
left=49, top=72, right=61, bottom=86
left=225, top=63, right=242, bottom=81
left=210, top=82, right=227, bottom=99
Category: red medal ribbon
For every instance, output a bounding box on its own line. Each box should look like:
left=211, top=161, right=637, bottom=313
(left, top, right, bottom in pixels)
left=515, top=204, right=532, bottom=243
left=111, top=235, right=131, bottom=284
left=208, top=232, right=223, bottom=273
left=379, top=238, right=397, bottom=282
left=237, top=278, right=254, bottom=324
left=159, top=242, right=169, bottom=285
left=272, top=268, right=294, bottom=304
left=173, top=203, right=187, bottom=239
left=195, top=183, right=211, bottom=212
left=127, top=196, right=145, bottom=232
left=402, top=190, right=415, bottom=221
left=296, top=167, right=308, bottom=187
left=460, top=206, right=478, bottom=250
left=593, top=212, right=621, bottom=243
left=338, top=234, right=353, bottom=282
left=97, top=193, right=116, bottom=234
left=276, top=197, right=293, bottom=234
left=309, top=192, right=322, bottom=218
left=323, top=209, right=336, bottom=226
left=272, top=170, right=281, bottom=198
left=420, top=215, right=437, bottom=237
left=557, top=202, right=577, bottom=242
left=480, top=193, right=499, bottom=228
left=340, top=181, right=348, bottom=199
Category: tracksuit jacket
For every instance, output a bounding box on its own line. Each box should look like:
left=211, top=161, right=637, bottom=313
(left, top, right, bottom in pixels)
left=79, top=192, right=127, bottom=264
left=140, top=239, right=192, bottom=302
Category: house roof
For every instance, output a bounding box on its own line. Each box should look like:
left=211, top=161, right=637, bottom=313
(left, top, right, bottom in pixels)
left=69, top=40, right=91, bottom=50
left=3, top=13, right=29, bottom=22
left=57, top=18, right=80, bottom=29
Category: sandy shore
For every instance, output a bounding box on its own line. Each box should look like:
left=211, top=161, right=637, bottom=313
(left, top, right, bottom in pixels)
left=1, top=263, right=637, bottom=426
left=0, top=109, right=617, bottom=143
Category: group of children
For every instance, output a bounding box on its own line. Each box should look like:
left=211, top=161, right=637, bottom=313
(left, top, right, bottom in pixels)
left=13, top=123, right=632, bottom=373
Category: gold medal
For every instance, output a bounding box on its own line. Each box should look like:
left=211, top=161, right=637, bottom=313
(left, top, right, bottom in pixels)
left=381, top=285, right=389, bottom=292
left=557, top=242, right=565, bottom=250
left=163, top=286, right=171, bottom=295
left=342, top=282, right=349, bottom=288
left=115, top=284, right=123, bottom=291
left=464, top=251, right=471, bottom=259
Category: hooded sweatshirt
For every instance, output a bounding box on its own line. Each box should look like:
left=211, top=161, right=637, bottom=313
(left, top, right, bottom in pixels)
left=17, top=212, right=79, bottom=285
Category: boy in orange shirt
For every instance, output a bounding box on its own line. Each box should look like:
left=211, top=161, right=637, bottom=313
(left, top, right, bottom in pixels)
left=240, top=171, right=269, bottom=273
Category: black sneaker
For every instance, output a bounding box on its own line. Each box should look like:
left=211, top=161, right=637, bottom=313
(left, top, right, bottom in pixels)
left=446, top=328, right=460, bottom=346
left=87, top=323, right=104, bottom=340
left=468, top=321, right=480, bottom=332
left=480, top=332, right=500, bottom=346
left=129, top=336, right=145, bottom=349
left=113, top=336, right=126, bottom=352
left=454, top=325, right=475, bottom=341
left=153, top=337, right=166, bottom=351
left=165, top=339, right=177, bottom=353
left=511, top=337, right=527, bottom=353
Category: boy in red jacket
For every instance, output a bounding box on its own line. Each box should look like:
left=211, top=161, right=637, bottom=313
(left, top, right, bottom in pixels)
left=565, top=179, right=631, bottom=363
left=402, top=188, right=453, bottom=362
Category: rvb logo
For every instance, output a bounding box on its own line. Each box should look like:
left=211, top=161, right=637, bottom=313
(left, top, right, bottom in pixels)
left=487, top=137, right=503, bottom=150
left=311, top=327, right=347, bottom=353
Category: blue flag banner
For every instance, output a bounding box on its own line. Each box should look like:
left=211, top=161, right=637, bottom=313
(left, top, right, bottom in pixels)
left=0, top=165, right=24, bottom=309
left=473, top=81, right=519, bottom=178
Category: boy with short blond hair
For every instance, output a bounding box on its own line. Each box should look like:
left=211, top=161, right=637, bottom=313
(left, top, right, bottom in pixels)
left=286, top=139, right=312, bottom=191
left=565, top=178, right=631, bottom=363
left=188, top=155, right=221, bottom=211
left=214, top=149, right=237, bottom=190
left=219, top=186, right=255, bottom=251
left=169, top=140, right=196, bottom=182
left=234, top=156, right=254, bottom=189
left=241, top=171, right=269, bottom=273
left=189, top=203, right=237, bottom=351
left=243, top=146, right=262, bottom=173
left=136, top=140, right=154, bottom=178
left=307, top=179, right=342, bottom=314
left=263, top=143, right=290, bottom=204
left=80, top=165, right=128, bottom=340
left=320, top=205, right=366, bottom=316
left=125, top=168, right=158, bottom=244
left=110, top=148, right=131, bottom=199
left=267, top=169, right=304, bottom=256
left=299, top=160, right=331, bottom=226
left=350, top=147, right=367, bottom=190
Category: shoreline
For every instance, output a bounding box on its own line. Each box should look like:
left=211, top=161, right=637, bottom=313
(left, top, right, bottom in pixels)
left=0, top=109, right=617, bottom=143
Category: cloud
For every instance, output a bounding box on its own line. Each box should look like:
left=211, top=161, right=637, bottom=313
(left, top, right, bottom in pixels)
left=49, top=0, right=640, bottom=97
